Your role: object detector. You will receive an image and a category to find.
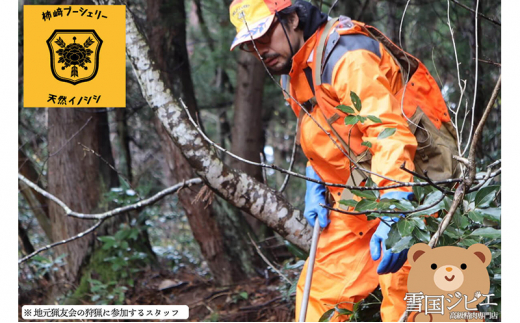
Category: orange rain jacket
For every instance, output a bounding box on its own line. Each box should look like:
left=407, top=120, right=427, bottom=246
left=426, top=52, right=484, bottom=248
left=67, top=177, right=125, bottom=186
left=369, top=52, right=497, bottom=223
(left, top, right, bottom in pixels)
left=282, top=16, right=451, bottom=322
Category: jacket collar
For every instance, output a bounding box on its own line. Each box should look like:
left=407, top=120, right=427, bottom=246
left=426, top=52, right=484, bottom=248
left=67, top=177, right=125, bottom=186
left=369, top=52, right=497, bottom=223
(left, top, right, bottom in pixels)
left=288, top=27, right=320, bottom=78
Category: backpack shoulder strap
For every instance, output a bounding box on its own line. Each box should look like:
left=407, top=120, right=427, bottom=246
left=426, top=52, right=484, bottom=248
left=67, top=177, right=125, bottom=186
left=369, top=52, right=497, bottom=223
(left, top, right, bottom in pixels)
left=314, top=18, right=339, bottom=87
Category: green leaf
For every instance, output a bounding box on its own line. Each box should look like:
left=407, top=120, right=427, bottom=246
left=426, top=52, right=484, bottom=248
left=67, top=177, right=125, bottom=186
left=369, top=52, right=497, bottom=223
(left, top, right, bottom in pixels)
left=115, top=229, right=129, bottom=241
left=425, top=217, right=439, bottom=232
left=336, top=105, right=355, bottom=114
left=412, top=227, right=430, bottom=243
left=98, top=236, right=116, bottom=243
left=468, top=211, right=484, bottom=224
left=364, top=178, right=380, bottom=199
left=357, top=116, right=367, bottom=124
left=112, top=263, right=121, bottom=271
left=361, top=141, right=372, bottom=148
left=239, top=292, right=248, bottom=299
left=351, top=189, right=377, bottom=200
left=391, top=236, right=414, bottom=253
left=475, top=185, right=499, bottom=208
left=470, top=227, right=501, bottom=239
left=284, top=240, right=309, bottom=260
left=453, top=213, right=470, bottom=229
left=385, top=225, right=401, bottom=249
left=350, top=91, right=362, bottom=112
left=412, top=177, right=425, bottom=203
left=444, top=226, right=464, bottom=239
left=334, top=307, right=353, bottom=316
left=476, top=207, right=501, bottom=222
left=344, top=115, right=359, bottom=125
left=410, top=191, right=445, bottom=217
left=459, top=238, right=480, bottom=247
left=367, top=115, right=382, bottom=124
left=377, top=128, right=396, bottom=140
left=319, top=309, right=336, bottom=322
left=397, top=220, right=415, bottom=237
left=339, top=199, right=358, bottom=208
left=355, top=199, right=378, bottom=212
left=411, top=217, right=426, bottom=230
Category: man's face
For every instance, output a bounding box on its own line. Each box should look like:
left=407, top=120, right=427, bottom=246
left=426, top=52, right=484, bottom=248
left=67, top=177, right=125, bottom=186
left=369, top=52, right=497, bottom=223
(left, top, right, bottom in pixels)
left=240, top=14, right=302, bottom=75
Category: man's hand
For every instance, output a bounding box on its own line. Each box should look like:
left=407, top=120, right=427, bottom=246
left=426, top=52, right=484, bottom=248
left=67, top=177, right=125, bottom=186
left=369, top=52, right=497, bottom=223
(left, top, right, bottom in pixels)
left=304, top=166, right=330, bottom=228
left=370, top=191, right=414, bottom=275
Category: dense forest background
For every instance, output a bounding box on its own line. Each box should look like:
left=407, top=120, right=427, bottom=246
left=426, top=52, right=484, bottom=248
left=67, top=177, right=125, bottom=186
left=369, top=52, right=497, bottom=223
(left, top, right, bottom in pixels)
left=17, top=0, right=501, bottom=321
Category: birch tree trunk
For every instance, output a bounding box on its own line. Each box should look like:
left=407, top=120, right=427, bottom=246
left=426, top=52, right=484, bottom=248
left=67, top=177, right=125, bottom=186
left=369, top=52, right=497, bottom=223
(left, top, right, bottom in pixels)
left=96, top=0, right=312, bottom=251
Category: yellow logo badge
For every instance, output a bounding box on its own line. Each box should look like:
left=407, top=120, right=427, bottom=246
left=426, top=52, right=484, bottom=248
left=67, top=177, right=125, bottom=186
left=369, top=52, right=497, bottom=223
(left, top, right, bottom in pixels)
left=47, top=30, right=102, bottom=85
left=24, top=5, right=126, bottom=107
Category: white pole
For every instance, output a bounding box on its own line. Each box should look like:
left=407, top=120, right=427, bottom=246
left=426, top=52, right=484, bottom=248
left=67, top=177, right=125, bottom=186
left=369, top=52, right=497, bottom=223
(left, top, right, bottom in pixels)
left=299, top=223, right=321, bottom=322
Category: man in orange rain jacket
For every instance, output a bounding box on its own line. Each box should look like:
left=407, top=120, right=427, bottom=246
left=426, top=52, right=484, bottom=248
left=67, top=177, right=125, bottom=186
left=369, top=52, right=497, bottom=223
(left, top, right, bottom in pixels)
left=229, top=0, right=453, bottom=321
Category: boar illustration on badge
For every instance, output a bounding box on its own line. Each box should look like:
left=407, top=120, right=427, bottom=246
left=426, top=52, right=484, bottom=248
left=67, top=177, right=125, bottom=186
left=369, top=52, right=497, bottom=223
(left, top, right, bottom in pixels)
left=46, top=30, right=102, bottom=85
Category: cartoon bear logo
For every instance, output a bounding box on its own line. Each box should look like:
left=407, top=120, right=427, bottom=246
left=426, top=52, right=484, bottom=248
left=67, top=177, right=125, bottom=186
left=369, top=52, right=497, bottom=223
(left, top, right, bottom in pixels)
left=407, top=243, right=492, bottom=322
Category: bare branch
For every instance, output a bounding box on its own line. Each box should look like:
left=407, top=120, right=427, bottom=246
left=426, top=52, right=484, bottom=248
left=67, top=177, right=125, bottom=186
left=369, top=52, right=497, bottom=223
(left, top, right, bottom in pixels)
left=399, top=164, right=454, bottom=195
left=467, top=75, right=501, bottom=181
left=428, top=185, right=465, bottom=248
left=450, top=0, right=501, bottom=26
left=78, top=142, right=141, bottom=199
left=461, top=0, right=481, bottom=156
left=476, top=58, right=501, bottom=67
left=18, top=173, right=202, bottom=220
left=18, top=220, right=105, bottom=264
left=279, top=132, right=298, bottom=193
left=248, top=233, right=291, bottom=284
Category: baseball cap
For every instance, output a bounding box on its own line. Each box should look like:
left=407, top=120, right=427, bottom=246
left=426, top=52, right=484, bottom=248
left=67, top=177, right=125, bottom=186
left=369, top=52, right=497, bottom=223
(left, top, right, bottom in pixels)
left=229, top=0, right=292, bottom=51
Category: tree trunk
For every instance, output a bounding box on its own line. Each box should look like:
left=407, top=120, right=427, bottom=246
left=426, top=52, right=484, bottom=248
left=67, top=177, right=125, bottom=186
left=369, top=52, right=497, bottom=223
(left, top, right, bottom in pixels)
left=18, top=143, right=52, bottom=241
left=231, top=52, right=266, bottom=182
left=385, top=0, right=405, bottom=47
left=47, top=109, right=119, bottom=277
left=114, top=108, right=133, bottom=183
left=230, top=51, right=274, bottom=239
left=146, top=0, right=261, bottom=284
left=18, top=219, right=35, bottom=256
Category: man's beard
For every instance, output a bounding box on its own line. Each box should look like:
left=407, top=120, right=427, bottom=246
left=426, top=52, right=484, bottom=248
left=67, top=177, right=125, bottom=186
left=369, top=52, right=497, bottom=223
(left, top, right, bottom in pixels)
left=267, top=56, right=293, bottom=75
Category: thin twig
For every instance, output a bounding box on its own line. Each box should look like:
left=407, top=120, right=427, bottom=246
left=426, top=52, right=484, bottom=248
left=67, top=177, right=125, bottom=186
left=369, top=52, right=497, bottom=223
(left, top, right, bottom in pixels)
left=447, top=0, right=467, bottom=162
left=18, top=174, right=202, bottom=220
left=429, top=185, right=464, bottom=247
left=476, top=58, right=501, bottom=67
left=259, top=152, right=268, bottom=185
left=399, top=164, right=454, bottom=195
left=248, top=233, right=291, bottom=284
left=449, top=0, right=501, bottom=26
left=19, top=220, right=105, bottom=264
left=461, top=0, right=480, bottom=156
left=78, top=142, right=141, bottom=199
left=466, top=75, right=501, bottom=182
left=279, top=132, right=298, bottom=193
left=328, top=0, right=339, bottom=16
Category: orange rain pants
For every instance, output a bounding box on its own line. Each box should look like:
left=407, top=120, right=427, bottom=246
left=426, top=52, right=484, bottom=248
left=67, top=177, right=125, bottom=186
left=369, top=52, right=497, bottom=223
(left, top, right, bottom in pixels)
left=281, top=17, right=451, bottom=322
left=294, top=213, right=411, bottom=322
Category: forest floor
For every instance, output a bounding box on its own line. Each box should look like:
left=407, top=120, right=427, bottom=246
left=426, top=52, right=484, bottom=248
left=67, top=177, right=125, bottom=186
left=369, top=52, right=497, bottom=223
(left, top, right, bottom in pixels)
left=18, top=264, right=296, bottom=322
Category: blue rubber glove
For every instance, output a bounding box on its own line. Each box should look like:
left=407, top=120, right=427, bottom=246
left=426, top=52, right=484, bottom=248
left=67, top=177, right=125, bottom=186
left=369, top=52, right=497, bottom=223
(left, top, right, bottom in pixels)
left=304, top=166, right=330, bottom=228
left=370, top=191, right=414, bottom=275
